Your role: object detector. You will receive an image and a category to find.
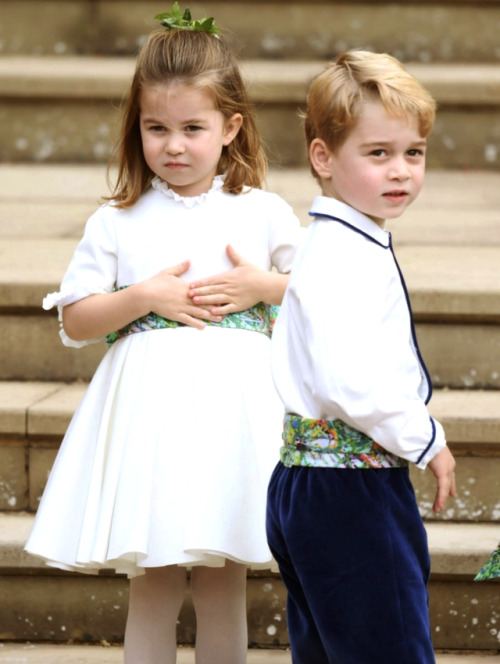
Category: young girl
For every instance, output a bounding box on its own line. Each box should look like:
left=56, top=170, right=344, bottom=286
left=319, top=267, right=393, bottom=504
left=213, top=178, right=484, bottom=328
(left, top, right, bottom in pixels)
left=25, top=7, right=300, bottom=664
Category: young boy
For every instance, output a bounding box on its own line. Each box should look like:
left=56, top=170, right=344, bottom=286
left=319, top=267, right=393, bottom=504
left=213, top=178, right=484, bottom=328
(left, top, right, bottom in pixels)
left=267, top=51, right=457, bottom=664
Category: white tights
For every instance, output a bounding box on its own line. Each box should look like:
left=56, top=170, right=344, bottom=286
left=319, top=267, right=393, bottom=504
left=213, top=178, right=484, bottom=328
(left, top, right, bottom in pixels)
left=124, top=561, right=248, bottom=664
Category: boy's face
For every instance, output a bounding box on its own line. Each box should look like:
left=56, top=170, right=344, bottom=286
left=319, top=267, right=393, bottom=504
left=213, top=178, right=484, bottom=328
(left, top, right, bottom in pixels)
left=312, top=100, right=427, bottom=228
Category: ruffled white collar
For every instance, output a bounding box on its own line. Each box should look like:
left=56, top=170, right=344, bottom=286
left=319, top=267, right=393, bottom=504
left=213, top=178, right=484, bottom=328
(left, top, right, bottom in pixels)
left=151, top=175, right=225, bottom=208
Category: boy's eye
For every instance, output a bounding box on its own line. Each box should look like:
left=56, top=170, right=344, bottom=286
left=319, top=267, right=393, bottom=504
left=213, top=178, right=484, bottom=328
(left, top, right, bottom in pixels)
left=371, top=149, right=387, bottom=157
left=408, top=148, right=425, bottom=157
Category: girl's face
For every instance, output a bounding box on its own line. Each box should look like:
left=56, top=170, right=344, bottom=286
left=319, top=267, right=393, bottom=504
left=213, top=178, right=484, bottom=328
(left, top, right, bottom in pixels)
left=139, top=83, right=242, bottom=197
left=310, top=99, right=427, bottom=228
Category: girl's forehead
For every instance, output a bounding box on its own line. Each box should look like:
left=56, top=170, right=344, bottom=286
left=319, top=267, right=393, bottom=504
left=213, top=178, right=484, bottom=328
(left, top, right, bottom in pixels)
left=141, top=81, right=214, bottom=105
left=139, top=82, right=221, bottom=123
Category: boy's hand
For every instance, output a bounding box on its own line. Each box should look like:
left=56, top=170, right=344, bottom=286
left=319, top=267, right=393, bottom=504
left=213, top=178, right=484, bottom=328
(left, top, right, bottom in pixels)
left=427, top=446, right=456, bottom=513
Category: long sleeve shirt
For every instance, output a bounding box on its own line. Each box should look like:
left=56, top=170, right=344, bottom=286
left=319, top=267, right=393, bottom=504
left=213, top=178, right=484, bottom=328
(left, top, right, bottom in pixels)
left=271, top=195, right=446, bottom=470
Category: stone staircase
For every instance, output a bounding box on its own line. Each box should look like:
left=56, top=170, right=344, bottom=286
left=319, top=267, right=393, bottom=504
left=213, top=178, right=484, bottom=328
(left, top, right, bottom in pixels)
left=1, top=1, right=500, bottom=169
left=0, top=0, right=499, bottom=660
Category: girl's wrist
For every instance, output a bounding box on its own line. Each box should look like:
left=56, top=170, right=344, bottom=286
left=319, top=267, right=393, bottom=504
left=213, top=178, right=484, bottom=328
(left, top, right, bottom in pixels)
left=126, top=281, right=156, bottom=319
left=259, top=271, right=289, bottom=306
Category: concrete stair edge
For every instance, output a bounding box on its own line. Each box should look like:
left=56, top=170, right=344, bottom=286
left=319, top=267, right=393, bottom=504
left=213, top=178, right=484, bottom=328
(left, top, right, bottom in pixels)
left=2, top=239, right=500, bottom=317
left=3, top=167, right=500, bottom=313
left=1, top=57, right=500, bottom=105
left=0, top=512, right=499, bottom=577
left=1, top=381, right=500, bottom=442
left=0, top=643, right=498, bottom=664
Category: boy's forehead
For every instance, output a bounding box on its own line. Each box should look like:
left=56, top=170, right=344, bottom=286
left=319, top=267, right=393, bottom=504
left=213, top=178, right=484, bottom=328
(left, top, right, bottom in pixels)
left=349, top=99, right=425, bottom=141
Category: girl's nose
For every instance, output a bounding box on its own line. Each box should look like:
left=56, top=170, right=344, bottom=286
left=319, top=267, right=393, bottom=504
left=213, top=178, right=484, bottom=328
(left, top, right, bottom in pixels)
left=165, top=134, right=184, bottom=155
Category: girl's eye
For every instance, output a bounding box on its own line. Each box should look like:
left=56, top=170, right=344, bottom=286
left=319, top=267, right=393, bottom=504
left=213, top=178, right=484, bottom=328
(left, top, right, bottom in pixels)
left=185, top=125, right=202, bottom=133
left=150, top=125, right=166, bottom=132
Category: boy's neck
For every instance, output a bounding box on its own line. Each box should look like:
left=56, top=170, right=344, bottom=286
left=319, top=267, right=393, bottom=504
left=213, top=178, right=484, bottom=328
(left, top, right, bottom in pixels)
left=319, top=190, right=387, bottom=229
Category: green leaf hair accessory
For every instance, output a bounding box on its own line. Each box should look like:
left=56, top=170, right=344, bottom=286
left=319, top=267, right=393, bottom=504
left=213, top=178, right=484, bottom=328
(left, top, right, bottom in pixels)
left=155, top=3, right=219, bottom=35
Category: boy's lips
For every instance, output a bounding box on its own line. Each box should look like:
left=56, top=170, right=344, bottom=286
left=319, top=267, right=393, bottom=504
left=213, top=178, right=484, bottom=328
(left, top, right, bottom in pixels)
left=383, top=190, right=408, bottom=201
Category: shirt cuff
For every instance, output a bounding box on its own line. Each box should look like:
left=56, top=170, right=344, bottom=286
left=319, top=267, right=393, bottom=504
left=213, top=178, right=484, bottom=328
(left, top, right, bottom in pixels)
left=415, top=417, right=447, bottom=469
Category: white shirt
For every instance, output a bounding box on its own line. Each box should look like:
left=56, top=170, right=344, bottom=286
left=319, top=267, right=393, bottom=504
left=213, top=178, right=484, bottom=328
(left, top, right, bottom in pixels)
left=271, top=195, right=446, bottom=470
left=44, top=176, right=301, bottom=347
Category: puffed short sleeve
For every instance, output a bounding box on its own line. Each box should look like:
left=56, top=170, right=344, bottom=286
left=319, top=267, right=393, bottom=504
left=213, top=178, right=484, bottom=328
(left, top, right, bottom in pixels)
left=266, top=194, right=303, bottom=273
left=43, top=205, right=118, bottom=347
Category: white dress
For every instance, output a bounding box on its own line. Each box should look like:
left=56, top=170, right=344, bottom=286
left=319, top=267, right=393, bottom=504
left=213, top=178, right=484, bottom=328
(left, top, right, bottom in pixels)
left=25, top=176, right=300, bottom=578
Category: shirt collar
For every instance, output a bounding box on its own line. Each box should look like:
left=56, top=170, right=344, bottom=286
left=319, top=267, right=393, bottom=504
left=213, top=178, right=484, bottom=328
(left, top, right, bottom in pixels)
left=309, top=195, right=391, bottom=248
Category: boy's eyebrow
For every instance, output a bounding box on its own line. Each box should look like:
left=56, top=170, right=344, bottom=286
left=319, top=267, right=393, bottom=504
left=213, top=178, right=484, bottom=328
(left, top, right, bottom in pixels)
left=360, top=138, right=428, bottom=148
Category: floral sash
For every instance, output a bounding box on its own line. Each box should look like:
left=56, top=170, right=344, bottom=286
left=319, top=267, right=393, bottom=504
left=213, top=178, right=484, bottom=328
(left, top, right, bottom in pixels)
left=106, top=297, right=278, bottom=347
left=280, top=413, right=408, bottom=469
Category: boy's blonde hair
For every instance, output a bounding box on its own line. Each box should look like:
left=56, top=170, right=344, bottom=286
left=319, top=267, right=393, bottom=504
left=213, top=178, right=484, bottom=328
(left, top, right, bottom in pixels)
left=304, top=50, right=436, bottom=180
left=107, top=29, right=267, bottom=207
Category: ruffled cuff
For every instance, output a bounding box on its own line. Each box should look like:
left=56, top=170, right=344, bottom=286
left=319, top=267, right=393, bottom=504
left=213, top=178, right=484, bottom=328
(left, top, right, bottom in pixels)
left=43, top=287, right=108, bottom=348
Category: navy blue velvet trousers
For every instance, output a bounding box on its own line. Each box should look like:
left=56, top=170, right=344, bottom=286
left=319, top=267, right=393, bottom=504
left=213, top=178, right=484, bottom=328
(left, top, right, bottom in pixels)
left=266, top=464, right=435, bottom=664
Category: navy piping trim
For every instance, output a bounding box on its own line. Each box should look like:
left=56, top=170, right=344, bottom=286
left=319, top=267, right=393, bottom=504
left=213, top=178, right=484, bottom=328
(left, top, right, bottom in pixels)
left=312, top=214, right=432, bottom=402
left=417, top=417, right=437, bottom=465
left=388, top=235, right=433, bottom=405
left=309, top=213, right=390, bottom=248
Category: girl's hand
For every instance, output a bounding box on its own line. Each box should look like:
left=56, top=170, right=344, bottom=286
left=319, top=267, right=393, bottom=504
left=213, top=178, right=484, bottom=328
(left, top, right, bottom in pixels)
left=145, top=260, right=223, bottom=330
left=188, top=245, right=289, bottom=315
left=427, top=446, right=456, bottom=513
left=62, top=260, right=223, bottom=341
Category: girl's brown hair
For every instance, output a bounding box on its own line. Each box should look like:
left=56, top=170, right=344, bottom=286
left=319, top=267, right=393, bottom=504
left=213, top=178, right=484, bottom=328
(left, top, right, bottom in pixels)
left=303, top=50, right=436, bottom=181
left=107, top=29, right=266, bottom=207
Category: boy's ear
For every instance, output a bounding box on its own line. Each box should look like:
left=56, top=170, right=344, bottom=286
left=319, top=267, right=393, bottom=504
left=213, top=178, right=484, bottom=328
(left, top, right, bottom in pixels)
left=309, top=138, right=333, bottom=179
left=223, top=113, right=243, bottom=145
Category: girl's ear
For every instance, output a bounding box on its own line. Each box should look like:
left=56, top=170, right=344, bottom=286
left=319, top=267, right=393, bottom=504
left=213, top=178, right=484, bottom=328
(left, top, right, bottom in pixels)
left=223, top=113, right=243, bottom=145
left=309, top=138, right=333, bottom=180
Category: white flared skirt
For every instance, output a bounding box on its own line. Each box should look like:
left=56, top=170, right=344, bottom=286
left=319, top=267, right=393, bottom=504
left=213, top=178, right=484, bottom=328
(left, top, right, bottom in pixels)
left=25, top=326, right=283, bottom=577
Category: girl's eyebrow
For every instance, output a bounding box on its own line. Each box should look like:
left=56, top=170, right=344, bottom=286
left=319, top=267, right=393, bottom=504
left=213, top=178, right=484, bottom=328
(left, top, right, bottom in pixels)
left=140, top=114, right=208, bottom=125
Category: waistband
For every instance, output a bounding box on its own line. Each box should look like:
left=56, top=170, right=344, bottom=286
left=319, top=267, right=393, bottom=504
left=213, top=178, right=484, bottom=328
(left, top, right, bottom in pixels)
left=106, top=289, right=278, bottom=347
left=280, top=413, right=408, bottom=469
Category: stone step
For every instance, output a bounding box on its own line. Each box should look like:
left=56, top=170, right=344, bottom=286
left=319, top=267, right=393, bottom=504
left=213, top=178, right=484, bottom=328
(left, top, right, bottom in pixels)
left=4, top=644, right=291, bottom=664
left=2, top=0, right=500, bottom=64
left=0, top=381, right=499, bottom=520
left=1, top=56, right=500, bottom=167
left=0, top=645, right=499, bottom=664
left=0, top=645, right=498, bottom=664
left=1, top=165, right=500, bottom=245
left=0, top=513, right=498, bottom=649
left=1, top=166, right=499, bottom=385
left=2, top=243, right=499, bottom=386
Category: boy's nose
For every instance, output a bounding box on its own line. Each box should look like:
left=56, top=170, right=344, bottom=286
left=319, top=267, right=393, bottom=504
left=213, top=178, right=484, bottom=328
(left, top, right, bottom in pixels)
left=388, top=157, right=410, bottom=180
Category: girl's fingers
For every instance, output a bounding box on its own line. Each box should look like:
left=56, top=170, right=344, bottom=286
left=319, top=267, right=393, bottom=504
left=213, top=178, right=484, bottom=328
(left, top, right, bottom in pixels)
left=166, top=260, right=191, bottom=277
left=189, top=276, right=226, bottom=291
left=191, top=293, right=231, bottom=305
